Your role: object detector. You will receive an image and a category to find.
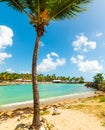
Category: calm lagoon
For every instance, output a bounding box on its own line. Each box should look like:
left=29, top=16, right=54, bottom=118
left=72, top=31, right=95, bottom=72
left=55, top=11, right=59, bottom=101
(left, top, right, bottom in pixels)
left=0, top=83, right=95, bottom=106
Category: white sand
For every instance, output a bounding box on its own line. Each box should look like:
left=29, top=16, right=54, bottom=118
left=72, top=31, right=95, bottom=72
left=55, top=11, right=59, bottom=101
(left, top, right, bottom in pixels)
left=44, top=109, right=105, bottom=130
left=0, top=109, right=105, bottom=130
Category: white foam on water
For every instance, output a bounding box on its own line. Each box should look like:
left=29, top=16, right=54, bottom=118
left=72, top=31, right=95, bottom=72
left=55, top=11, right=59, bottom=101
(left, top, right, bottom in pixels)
left=0, top=91, right=95, bottom=110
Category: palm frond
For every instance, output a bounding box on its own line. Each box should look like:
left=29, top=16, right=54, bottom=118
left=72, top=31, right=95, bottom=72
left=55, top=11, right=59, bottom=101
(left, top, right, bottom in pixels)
left=46, top=0, right=92, bottom=21
left=0, top=0, right=26, bottom=11
left=0, top=0, right=32, bottom=18
left=0, top=0, right=92, bottom=25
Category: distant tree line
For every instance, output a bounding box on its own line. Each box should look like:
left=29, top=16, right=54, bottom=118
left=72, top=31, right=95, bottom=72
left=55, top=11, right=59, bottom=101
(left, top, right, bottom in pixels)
left=0, top=72, right=32, bottom=81
left=37, top=74, right=85, bottom=83
left=0, top=72, right=85, bottom=83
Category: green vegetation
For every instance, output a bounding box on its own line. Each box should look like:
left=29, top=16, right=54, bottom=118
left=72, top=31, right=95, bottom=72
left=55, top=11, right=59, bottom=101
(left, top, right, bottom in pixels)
left=93, top=73, right=104, bottom=84
left=37, top=74, right=85, bottom=83
left=0, top=72, right=85, bottom=83
left=86, top=73, right=105, bottom=91
left=100, top=96, right=105, bottom=102
left=0, top=72, right=32, bottom=82
left=98, top=82, right=105, bottom=91
left=40, top=110, right=50, bottom=116
left=101, top=121, right=105, bottom=127
left=93, top=73, right=105, bottom=91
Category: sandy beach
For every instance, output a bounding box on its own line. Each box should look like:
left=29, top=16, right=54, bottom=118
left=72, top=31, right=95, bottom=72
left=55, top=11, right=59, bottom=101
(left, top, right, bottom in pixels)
left=44, top=109, right=105, bottom=130
left=0, top=109, right=105, bottom=130
left=0, top=91, right=105, bottom=130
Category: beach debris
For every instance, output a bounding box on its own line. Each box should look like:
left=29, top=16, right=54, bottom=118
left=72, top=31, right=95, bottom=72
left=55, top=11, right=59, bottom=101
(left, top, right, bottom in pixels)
left=40, top=117, right=58, bottom=130
left=40, top=105, right=53, bottom=116
left=11, top=107, right=33, bottom=118
left=15, top=123, right=30, bottom=130
left=11, top=111, right=22, bottom=118
left=15, top=117, right=58, bottom=130
left=52, top=106, right=61, bottom=115
left=22, top=107, right=33, bottom=114
left=95, top=91, right=105, bottom=96
left=0, top=113, right=10, bottom=121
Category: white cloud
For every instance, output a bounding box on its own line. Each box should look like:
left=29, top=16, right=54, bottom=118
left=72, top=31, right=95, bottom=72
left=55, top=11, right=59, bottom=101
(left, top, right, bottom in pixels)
left=70, top=57, right=77, bottom=64
left=40, top=41, right=45, bottom=47
left=0, top=25, right=13, bottom=66
left=0, top=25, right=13, bottom=50
left=73, top=34, right=96, bottom=52
left=70, top=55, right=103, bottom=73
left=77, top=55, right=84, bottom=61
left=0, top=52, right=12, bottom=64
left=96, top=32, right=103, bottom=37
left=51, top=52, right=59, bottom=57
left=37, top=52, right=66, bottom=73
left=78, top=60, right=103, bottom=72
left=6, top=68, right=14, bottom=73
left=71, top=55, right=84, bottom=64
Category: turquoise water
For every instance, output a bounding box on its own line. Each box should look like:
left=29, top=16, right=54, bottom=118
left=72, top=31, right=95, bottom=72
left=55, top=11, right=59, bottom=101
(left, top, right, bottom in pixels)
left=0, top=83, right=95, bottom=105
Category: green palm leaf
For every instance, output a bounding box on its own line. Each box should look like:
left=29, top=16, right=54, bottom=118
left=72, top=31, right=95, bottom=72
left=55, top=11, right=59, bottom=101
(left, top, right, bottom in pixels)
left=0, top=0, right=92, bottom=23
left=46, top=0, right=92, bottom=20
left=0, top=0, right=26, bottom=11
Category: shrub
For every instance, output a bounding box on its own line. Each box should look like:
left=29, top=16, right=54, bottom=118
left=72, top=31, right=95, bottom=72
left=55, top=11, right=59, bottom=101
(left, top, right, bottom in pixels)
left=98, top=82, right=105, bottom=91
left=100, top=96, right=105, bottom=102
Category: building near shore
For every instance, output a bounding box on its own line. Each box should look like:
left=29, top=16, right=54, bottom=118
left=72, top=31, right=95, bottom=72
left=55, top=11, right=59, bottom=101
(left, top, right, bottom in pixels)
left=15, top=79, right=31, bottom=82
left=52, top=80, right=62, bottom=83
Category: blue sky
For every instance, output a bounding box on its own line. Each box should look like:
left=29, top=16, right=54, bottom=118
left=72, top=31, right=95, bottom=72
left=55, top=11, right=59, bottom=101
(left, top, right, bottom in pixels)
left=0, top=0, right=105, bottom=81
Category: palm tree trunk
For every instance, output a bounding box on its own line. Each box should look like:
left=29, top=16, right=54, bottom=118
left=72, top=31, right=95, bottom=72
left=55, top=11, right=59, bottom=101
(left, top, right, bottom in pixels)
left=30, top=34, right=40, bottom=130
left=29, top=24, right=44, bottom=130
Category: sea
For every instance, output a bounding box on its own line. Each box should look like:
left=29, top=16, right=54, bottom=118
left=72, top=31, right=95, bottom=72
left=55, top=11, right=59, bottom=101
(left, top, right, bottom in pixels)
left=0, top=83, right=95, bottom=106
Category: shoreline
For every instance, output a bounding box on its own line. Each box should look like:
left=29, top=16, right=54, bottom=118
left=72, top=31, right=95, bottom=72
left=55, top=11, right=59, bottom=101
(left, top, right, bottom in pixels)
left=0, top=91, right=105, bottom=130
left=0, top=91, right=96, bottom=111
left=0, top=81, right=85, bottom=87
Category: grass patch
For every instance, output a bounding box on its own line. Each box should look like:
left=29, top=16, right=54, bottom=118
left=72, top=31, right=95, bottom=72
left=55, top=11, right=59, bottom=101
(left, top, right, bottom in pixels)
left=73, top=104, right=84, bottom=109
left=40, top=110, right=50, bottom=116
left=101, top=121, right=105, bottom=127
left=66, top=105, right=72, bottom=109
left=99, top=96, right=105, bottom=102
left=81, top=96, right=102, bottom=103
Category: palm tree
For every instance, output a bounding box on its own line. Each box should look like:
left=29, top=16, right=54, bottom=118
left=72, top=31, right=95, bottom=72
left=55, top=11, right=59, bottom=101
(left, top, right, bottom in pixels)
left=93, top=73, right=104, bottom=84
left=79, top=76, right=85, bottom=83
left=0, top=0, right=92, bottom=129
